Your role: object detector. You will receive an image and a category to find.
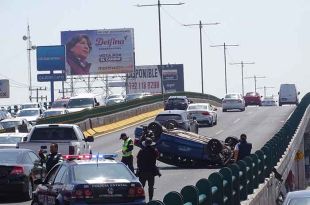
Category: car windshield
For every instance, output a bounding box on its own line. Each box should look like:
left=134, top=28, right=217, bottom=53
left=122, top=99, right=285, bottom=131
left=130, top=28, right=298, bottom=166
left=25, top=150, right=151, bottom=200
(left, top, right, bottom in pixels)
left=246, top=92, right=256, bottom=96
left=67, top=98, right=94, bottom=108
left=0, top=151, right=19, bottom=163
left=168, top=98, right=185, bottom=103
left=73, top=163, right=134, bottom=182
left=188, top=105, right=209, bottom=110
left=155, top=114, right=182, bottom=121
left=0, top=121, right=22, bottom=129
left=288, top=197, right=310, bottom=205
left=51, top=100, right=68, bottom=108
left=17, top=110, right=39, bottom=117
left=30, top=127, right=77, bottom=141
left=225, top=94, right=239, bottom=99
left=0, top=136, right=22, bottom=144
left=21, top=104, right=38, bottom=109
left=107, top=95, right=123, bottom=99
left=43, top=110, right=64, bottom=118
left=126, top=93, right=143, bottom=101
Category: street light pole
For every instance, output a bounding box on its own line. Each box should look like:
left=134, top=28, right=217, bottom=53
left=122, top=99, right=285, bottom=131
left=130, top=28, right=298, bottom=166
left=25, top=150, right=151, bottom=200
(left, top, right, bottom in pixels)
left=211, top=43, right=239, bottom=94
left=230, top=61, right=255, bottom=96
left=183, top=21, right=219, bottom=94
left=136, top=1, right=184, bottom=100
left=23, top=23, right=36, bottom=102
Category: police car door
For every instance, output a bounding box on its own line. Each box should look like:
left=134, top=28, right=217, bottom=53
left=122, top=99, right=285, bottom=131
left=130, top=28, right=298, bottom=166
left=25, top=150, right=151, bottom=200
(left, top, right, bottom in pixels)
left=36, top=165, right=60, bottom=205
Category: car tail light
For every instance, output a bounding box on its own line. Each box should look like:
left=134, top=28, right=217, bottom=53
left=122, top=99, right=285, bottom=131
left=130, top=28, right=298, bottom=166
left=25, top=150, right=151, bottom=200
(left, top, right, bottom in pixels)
left=134, top=139, right=139, bottom=146
left=128, top=186, right=145, bottom=197
left=69, top=146, right=75, bottom=155
left=10, top=166, right=24, bottom=175
left=202, top=111, right=210, bottom=115
left=71, top=188, right=93, bottom=199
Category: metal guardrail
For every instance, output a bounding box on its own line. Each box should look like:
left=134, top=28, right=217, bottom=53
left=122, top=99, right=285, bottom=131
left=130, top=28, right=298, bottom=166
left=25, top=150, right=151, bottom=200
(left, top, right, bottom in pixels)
left=37, top=92, right=222, bottom=124
left=148, top=93, right=310, bottom=205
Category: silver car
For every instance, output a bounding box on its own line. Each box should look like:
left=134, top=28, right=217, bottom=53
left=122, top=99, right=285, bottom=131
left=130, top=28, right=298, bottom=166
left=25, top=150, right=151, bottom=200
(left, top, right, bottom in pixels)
left=222, top=93, right=245, bottom=112
left=187, top=103, right=218, bottom=126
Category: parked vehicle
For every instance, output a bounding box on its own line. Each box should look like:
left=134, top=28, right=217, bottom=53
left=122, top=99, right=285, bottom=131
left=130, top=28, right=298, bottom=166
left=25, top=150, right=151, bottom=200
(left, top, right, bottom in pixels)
left=154, top=110, right=198, bottom=133
left=261, top=96, right=277, bottom=106
left=187, top=103, right=218, bottom=126
left=66, top=93, right=100, bottom=113
left=134, top=122, right=238, bottom=167
left=244, top=92, right=262, bottom=106
left=51, top=98, right=70, bottom=109
left=32, top=154, right=146, bottom=205
left=105, top=97, right=125, bottom=106
left=0, top=117, right=32, bottom=133
left=222, top=93, right=245, bottom=112
left=278, top=84, right=300, bottom=106
left=0, top=132, right=28, bottom=149
left=164, top=96, right=192, bottom=110
left=17, top=124, right=94, bottom=155
left=16, top=108, right=44, bottom=125
left=0, top=149, right=45, bottom=200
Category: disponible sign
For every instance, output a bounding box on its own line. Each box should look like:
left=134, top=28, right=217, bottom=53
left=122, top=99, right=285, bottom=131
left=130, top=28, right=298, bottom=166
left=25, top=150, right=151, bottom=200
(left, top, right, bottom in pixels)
left=127, top=65, right=161, bottom=94
left=36, top=46, right=65, bottom=71
left=126, top=64, right=184, bottom=94
left=0, top=79, right=9, bottom=98
left=61, top=28, right=135, bottom=75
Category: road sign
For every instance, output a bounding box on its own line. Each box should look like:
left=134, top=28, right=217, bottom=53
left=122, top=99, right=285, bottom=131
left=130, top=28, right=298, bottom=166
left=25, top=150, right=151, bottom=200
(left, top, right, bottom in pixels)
left=37, top=73, right=66, bottom=82
left=36, top=45, right=65, bottom=71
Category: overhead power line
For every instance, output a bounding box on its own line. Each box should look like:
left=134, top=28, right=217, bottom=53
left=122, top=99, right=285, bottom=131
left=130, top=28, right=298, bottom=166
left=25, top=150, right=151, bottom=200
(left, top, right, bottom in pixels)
left=230, top=61, right=255, bottom=96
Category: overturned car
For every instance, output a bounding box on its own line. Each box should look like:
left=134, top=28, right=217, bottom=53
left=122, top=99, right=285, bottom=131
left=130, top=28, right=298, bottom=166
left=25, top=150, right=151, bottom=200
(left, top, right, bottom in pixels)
left=134, top=122, right=239, bottom=167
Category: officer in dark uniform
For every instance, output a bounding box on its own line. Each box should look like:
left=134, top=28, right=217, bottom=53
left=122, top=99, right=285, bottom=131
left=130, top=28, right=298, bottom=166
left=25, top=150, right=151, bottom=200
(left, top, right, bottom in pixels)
left=120, top=133, right=135, bottom=173
left=39, top=143, right=63, bottom=173
left=136, top=137, right=160, bottom=201
left=234, top=134, right=252, bottom=161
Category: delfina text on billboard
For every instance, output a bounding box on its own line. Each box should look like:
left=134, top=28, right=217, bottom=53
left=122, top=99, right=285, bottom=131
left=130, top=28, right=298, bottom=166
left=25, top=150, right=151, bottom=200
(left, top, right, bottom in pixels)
left=61, top=28, right=135, bottom=76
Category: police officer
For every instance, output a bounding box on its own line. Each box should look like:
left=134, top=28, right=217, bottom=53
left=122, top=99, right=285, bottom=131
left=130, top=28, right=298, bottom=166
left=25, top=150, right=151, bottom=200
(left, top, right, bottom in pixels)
left=136, top=137, right=160, bottom=201
left=39, top=143, right=63, bottom=173
left=120, top=133, right=134, bottom=173
left=234, top=134, right=252, bottom=161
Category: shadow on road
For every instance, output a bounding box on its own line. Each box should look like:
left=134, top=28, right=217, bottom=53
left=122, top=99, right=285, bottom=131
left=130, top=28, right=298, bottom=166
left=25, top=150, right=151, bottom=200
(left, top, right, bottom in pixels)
left=0, top=195, right=30, bottom=204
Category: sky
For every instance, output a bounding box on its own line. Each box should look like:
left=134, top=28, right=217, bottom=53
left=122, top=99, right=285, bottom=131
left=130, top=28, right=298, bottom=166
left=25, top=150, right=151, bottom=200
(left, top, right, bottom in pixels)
left=0, top=0, right=309, bottom=105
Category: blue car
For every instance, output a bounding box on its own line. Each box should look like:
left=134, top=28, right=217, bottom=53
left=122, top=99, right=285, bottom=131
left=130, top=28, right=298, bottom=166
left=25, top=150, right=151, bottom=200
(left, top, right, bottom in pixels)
left=32, top=154, right=146, bottom=205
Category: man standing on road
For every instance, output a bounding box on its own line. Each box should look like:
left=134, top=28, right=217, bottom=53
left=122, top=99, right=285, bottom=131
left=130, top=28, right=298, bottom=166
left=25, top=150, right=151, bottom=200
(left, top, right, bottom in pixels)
left=39, top=143, right=63, bottom=173
left=120, top=133, right=135, bottom=173
left=136, top=137, right=161, bottom=201
left=234, top=134, right=252, bottom=161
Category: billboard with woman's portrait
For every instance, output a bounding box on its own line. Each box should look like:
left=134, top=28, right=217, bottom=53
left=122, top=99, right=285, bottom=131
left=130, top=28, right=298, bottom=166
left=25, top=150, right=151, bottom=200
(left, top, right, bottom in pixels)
left=61, top=28, right=135, bottom=75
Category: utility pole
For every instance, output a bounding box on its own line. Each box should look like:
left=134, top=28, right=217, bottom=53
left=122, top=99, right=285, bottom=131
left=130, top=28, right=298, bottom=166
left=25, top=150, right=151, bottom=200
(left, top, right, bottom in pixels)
left=29, top=87, right=47, bottom=102
left=23, top=23, right=36, bottom=102
left=257, top=86, right=275, bottom=97
left=211, top=43, right=239, bottom=94
left=244, top=75, right=266, bottom=93
left=183, top=21, right=219, bottom=94
left=136, top=0, right=184, bottom=99
left=230, top=61, right=255, bottom=96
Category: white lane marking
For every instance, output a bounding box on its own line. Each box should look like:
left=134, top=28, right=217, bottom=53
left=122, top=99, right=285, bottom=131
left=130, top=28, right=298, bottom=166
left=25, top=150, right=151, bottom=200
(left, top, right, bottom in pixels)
left=215, top=130, right=224, bottom=135
left=233, top=118, right=240, bottom=124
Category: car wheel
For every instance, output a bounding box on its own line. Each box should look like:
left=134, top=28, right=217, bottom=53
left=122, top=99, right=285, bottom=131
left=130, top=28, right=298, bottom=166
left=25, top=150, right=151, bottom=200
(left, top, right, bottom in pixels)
left=214, top=117, right=217, bottom=125
left=23, top=179, right=33, bottom=200
left=31, top=199, right=40, bottom=205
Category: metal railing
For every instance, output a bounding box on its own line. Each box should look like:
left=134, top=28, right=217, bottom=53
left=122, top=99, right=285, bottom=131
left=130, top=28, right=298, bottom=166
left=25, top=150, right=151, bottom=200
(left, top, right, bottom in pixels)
left=148, top=93, right=310, bottom=205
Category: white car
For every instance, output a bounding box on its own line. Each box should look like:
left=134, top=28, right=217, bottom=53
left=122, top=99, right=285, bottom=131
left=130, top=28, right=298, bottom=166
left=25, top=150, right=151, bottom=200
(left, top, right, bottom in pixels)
left=261, top=96, right=277, bottom=106
left=42, top=108, right=69, bottom=118
left=222, top=93, right=245, bottom=112
left=66, top=93, right=100, bottom=113
left=187, top=103, right=218, bottom=126
left=0, top=117, right=32, bottom=132
left=16, top=108, right=44, bottom=125
left=0, top=132, right=28, bottom=149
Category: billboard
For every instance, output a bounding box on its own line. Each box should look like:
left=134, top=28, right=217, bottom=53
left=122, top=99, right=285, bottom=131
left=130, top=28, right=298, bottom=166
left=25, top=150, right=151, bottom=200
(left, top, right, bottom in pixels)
left=127, top=64, right=184, bottom=94
left=61, top=28, right=134, bottom=75
left=0, top=79, right=9, bottom=98
left=36, top=45, right=66, bottom=71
